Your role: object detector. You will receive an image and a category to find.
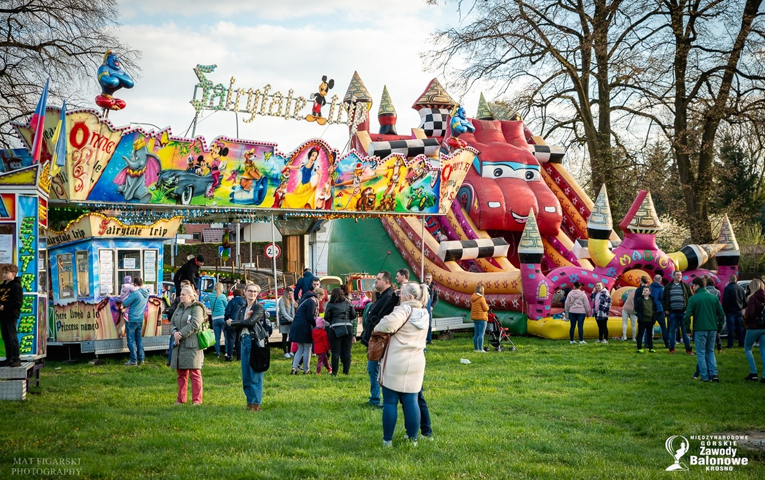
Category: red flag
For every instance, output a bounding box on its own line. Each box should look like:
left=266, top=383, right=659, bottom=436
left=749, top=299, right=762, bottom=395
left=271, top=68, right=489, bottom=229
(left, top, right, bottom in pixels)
left=30, top=79, right=50, bottom=164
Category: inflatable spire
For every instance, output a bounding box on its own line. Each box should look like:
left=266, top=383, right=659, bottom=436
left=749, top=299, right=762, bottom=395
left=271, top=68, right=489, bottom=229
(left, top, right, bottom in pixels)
left=519, top=210, right=551, bottom=319
left=412, top=78, right=456, bottom=110
left=378, top=86, right=397, bottom=135
left=715, top=214, right=740, bottom=279
left=343, top=71, right=372, bottom=135
left=587, top=185, right=616, bottom=268
left=476, top=93, right=494, bottom=120
left=619, top=190, right=661, bottom=234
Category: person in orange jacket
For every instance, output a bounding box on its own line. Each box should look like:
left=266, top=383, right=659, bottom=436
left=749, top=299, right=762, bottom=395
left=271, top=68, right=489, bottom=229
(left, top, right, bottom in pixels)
left=471, top=285, right=489, bottom=353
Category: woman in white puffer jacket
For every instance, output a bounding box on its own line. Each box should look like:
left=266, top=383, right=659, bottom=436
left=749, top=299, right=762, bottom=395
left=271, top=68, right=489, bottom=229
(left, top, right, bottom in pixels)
left=374, top=282, right=430, bottom=447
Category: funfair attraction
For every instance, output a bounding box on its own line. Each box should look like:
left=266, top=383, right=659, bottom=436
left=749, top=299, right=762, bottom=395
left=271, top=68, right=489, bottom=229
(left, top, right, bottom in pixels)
left=0, top=53, right=743, bottom=367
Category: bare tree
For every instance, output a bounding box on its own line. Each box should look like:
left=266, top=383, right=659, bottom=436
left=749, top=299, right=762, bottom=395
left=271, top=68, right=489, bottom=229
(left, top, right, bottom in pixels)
left=425, top=0, right=660, bottom=213
left=632, top=0, right=765, bottom=243
left=0, top=0, right=140, bottom=148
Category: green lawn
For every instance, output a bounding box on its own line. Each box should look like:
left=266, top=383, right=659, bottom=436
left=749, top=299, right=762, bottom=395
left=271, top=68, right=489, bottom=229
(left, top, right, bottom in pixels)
left=1, top=335, right=763, bottom=479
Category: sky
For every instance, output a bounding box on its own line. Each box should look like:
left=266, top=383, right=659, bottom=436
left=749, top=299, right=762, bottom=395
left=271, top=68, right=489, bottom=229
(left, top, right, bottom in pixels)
left=111, top=0, right=506, bottom=155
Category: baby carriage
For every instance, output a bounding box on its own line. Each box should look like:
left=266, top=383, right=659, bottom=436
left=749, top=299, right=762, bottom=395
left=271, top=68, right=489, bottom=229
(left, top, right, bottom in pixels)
left=486, top=311, right=516, bottom=352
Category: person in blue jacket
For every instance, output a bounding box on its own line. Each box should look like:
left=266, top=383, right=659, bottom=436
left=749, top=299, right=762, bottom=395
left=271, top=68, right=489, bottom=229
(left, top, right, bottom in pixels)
left=205, top=282, right=229, bottom=358
left=224, top=288, right=246, bottom=361
left=295, top=268, right=317, bottom=300
left=123, top=278, right=149, bottom=365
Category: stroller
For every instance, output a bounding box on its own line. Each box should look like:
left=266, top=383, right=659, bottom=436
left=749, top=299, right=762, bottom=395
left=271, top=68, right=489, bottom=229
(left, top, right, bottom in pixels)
left=486, top=311, right=516, bottom=352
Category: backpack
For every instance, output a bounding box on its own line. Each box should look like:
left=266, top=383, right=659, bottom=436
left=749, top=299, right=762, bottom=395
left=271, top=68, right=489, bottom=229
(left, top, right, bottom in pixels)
left=248, top=321, right=271, bottom=373
left=758, top=307, right=765, bottom=328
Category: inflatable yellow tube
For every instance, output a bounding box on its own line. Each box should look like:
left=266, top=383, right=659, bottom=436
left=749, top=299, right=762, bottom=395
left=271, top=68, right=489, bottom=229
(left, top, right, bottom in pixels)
left=527, top=316, right=635, bottom=340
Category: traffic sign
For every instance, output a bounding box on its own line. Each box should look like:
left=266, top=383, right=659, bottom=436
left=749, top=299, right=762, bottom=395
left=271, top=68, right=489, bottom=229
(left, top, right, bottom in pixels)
left=265, top=244, right=281, bottom=259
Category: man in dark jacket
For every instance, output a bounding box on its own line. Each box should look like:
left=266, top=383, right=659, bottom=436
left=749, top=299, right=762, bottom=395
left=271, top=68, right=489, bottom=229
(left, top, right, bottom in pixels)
left=360, top=270, right=398, bottom=408
left=0, top=264, right=23, bottom=367
left=425, top=273, right=438, bottom=344
left=722, top=274, right=746, bottom=348
left=684, top=277, right=725, bottom=382
left=174, top=255, right=204, bottom=294
left=662, top=270, right=693, bottom=354
left=294, top=268, right=317, bottom=301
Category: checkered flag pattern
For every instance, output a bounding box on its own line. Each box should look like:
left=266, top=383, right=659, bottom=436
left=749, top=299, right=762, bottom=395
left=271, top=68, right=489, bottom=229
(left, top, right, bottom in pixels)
left=437, top=237, right=510, bottom=262
left=369, top=138, right=440, bottom=159
left=532, top=144, right=565, bottom=163
left=417, top=108, right=450, bottom=138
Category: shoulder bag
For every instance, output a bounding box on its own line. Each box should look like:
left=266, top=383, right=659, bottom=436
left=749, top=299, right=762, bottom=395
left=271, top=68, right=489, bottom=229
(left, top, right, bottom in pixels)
left=194, top=306, right=215, bottom=349
left=367, top=307, right=412, bottom=362
left=249, top=320, right=271, bottom=373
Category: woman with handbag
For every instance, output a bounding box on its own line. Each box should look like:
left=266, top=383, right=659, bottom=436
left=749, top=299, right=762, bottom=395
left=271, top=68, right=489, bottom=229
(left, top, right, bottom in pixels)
left=289, top=288, right=325, bottom=375
left=277, top=287, right=296, bottom=358
left=205, top=282, right=229, bottom=358
left=324, top=287, right=357, bottom=375
left=373, top=282, right=430, bottom=447
left=170, top=285, right=207, bottom=406
left=227, top=282, right=271, bottom=411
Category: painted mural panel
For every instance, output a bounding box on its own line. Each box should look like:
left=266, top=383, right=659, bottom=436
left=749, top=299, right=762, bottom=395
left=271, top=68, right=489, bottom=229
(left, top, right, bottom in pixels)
left=14, top=109, right=476, bottom=214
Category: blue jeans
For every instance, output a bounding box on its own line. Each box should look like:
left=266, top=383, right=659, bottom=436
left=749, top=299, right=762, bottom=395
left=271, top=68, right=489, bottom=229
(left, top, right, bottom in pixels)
left=126, top=321, right=144, bottom=363
left=645, top=314, right=668, bottom=347
left=212, top=317, right=226, bottom=356
left=725, top=313, right=744, bottom=347
left=418, top=389, right=432, bottom=436
left=167, top=335, right=174, bottom=364
left=744, top=329, right=765, bottom=374
left=367, top=360, right=380, bottom=406
left=225, top=326, right=236, bottom=359
left=473, top=320, right=487, bottom=350
left=382, top=386, right=420, bottom=442
left=667, top=312, right=691, bottom=351
left=241, top=335, right=264, bottom=405
left=694, top=331, right=718, bottom=381
left=568, top=313, right=585, bottom=341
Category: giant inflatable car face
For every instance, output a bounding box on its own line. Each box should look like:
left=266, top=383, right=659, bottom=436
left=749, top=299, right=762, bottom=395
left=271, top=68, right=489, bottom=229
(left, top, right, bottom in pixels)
left=456, top=120, right=562, bottom=236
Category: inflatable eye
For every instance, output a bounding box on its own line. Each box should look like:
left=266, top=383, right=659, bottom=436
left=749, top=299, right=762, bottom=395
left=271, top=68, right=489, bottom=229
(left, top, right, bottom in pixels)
left=524, top=170, right=541, bottom=182
left=493, top=168, right=503, bottom=177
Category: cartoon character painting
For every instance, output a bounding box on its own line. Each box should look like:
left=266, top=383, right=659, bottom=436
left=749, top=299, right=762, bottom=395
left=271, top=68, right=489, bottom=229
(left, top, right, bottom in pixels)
left=113, top=139, right=161, bottom=202
left=282, top=146, right=324, bottom=209
left=305, top=76, right=335, bottom=125
left=209, top=142, right=228, bottom=189
left=95, top=50, right=135, bottom=111
left=457, top=119, right=562, bottom=236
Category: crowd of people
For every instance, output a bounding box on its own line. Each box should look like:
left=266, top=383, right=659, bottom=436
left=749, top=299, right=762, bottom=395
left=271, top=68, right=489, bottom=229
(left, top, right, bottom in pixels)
left=559, top=272, right=765, bottom=383
left=110, top=255, right=765, bottom=445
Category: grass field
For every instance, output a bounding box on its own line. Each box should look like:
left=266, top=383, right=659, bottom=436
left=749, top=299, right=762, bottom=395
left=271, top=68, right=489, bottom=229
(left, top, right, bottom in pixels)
left=1, top=334, right=764, bottom=479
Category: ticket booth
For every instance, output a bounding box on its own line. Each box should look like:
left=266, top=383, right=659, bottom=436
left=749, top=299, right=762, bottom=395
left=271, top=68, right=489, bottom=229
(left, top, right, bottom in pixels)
left=0, top=160, right=49, bottom=362
left=46, top=213, right=181, bottom=355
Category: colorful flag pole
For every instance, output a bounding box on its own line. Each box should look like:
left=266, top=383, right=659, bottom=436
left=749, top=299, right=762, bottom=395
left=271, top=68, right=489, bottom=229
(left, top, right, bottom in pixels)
left=49, top=100, right=67, bottom=177
left=30, top=79, right=50, bottom=164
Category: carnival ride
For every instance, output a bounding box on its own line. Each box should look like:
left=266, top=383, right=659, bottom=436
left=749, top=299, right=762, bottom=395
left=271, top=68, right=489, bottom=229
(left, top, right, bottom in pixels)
left=329, top=76, right=740, bottom=339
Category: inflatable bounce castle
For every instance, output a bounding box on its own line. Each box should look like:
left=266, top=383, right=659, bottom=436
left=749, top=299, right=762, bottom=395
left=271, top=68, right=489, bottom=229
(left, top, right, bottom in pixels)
left=328, top=75, right=740, bottom=339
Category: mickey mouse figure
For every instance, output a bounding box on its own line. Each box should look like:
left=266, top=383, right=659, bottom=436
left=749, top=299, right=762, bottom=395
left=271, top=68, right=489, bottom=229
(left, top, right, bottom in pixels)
left=305, top=75, right=334, bottom=125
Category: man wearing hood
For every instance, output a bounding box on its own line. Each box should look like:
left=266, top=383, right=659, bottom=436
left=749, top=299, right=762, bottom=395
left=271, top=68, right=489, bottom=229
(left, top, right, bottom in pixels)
left=123, top=277, right=150, bottom=366
left=650, top=275, right=669, bottom=349
left=0, top=264, right=23, bottom=367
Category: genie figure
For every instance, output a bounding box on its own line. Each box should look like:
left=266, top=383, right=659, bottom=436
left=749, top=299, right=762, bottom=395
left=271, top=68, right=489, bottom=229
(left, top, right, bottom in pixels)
left=114, top=139, right=161, bottom=202
left=95, top=50, right=135, bottom=111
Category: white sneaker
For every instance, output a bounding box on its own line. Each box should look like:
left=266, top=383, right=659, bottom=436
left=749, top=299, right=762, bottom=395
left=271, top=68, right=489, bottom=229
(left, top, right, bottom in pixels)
left=579, top=340, right=587, bottom=344
left=602, top=340, right=608, bottom=344
left=383, top=440, right=392, bottom=447
left=284, top=353, right=291, bottom=358
left=570, top=341, right=576, bottom=344
left=620, top=335, right=627, bottom=341
left=595, top=339, right=601, bottom=343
